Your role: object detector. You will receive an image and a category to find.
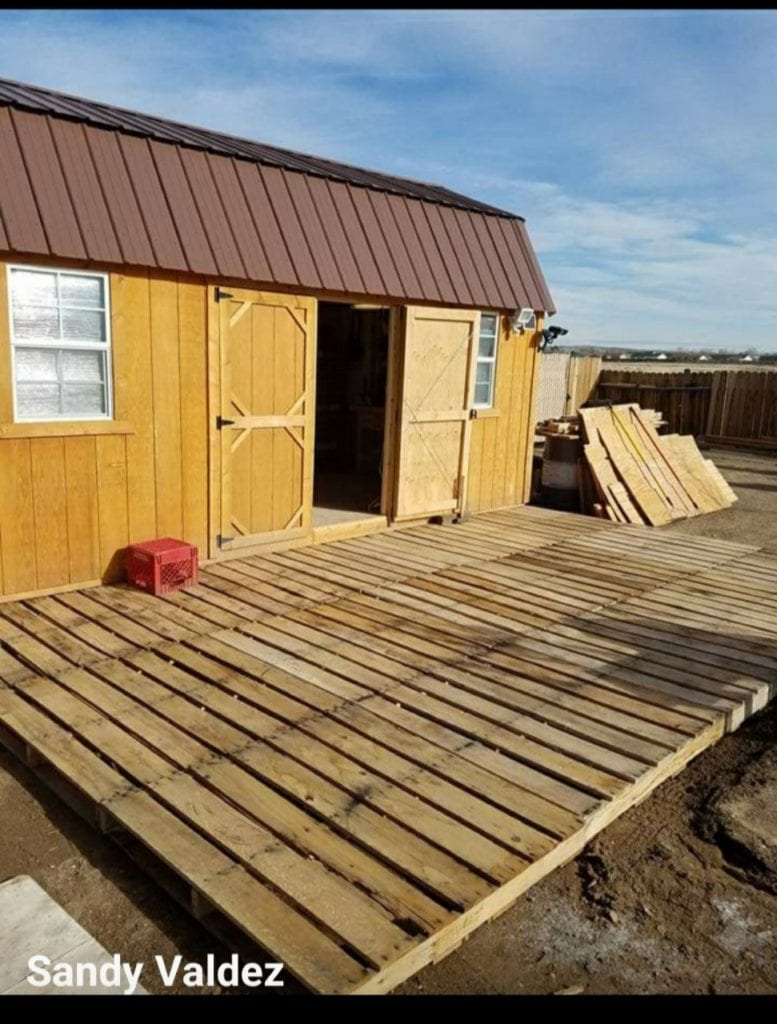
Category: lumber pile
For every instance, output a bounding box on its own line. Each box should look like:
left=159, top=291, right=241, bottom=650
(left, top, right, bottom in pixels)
left=537, top=415, right=579, bottom=436
left=579, top=404, right=737, bottom=525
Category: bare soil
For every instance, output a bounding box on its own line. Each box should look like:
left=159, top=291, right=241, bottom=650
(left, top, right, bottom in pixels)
left=1, top=446, right=775, bottom=995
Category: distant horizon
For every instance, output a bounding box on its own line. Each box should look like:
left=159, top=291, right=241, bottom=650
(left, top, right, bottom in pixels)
left=551, top=341, right=773, bottom=355
left=553, top=344, right=771, bottom=352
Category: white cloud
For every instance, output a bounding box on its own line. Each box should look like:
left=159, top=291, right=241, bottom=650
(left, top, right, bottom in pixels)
left=0, top=9, right=776, bottom=350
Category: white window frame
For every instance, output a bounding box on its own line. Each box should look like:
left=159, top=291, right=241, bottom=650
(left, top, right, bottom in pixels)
left=473, top=311, right=499, bottom=409
left=7, top=264, right=113, bottom=423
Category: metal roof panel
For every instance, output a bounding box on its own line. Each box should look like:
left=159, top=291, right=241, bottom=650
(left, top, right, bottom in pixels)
left=0, top=78, right=555, bottom=313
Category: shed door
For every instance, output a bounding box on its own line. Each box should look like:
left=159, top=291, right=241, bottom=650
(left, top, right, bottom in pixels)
left=215, top=288, right=316, bottom=553
left=393, top=306, right=480, bottom=520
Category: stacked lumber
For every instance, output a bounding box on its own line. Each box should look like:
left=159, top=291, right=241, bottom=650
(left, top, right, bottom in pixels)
left=537, top=415, right=579, bottom=436
left=579, top=404, right=737, bottom=525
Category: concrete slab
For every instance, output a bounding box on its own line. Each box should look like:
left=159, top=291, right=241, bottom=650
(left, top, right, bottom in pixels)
left=0, top=876, right=145, bottom=995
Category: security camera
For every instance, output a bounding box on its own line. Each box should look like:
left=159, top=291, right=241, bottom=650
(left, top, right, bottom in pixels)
left=540, top=325, right=569, bottom=351
left=545, top=326, right=569, bottom=339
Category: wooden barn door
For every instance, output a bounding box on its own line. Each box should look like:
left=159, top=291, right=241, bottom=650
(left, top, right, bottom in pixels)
left=213, top=288, right=316, bottom=555
left=393, top=306, right=480, bottom=521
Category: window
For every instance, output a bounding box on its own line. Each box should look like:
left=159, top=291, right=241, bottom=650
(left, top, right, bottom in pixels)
left=8, top=266, right=112, bottom=422
left=474, top=312, right=499, bottom=408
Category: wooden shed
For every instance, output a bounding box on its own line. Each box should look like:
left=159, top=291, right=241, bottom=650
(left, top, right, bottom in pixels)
left=0, top=77, right=555, bottom=602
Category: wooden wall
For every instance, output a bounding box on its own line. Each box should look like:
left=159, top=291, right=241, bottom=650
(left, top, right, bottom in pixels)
left=0, top=262, right=209, bottom=598
left=466, top=317, right=542, bottom=513
left=0, top=254, right=541, bottom=599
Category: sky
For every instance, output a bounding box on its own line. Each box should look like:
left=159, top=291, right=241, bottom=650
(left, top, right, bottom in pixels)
left=1, top=8, right=776, bottom=351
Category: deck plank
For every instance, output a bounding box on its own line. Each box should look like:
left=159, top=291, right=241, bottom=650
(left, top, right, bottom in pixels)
left=0, top=504, right=772, bottom=993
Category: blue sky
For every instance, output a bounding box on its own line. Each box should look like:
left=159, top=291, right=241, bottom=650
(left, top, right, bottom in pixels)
left=2, top=8, right=777, bottom=350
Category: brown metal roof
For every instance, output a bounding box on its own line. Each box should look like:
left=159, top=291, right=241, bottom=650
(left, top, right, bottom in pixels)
left=0, top=78, right=555, bottom=313
left=0, top=76, right=515, bottom=218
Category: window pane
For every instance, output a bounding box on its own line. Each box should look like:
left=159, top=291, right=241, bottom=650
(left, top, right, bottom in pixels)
left=11, top=269, right=112, bottom=422
left=62, top=384, right=107, bottom=416
left=12, top=303, right=59, bottom=340
left=474, top=381, right=491, bottom=406
left=11, top=269, right=57, bottom=306
left=61, top=349, right=105, bottom=383
left=61, top=307, right=106, bottom=342
left=478, top=333, right=496, bottom=358
left=476, top=361, right=493, bottom=385
left=15, top=347, right=58, bottom=382
left=16, top=383, right=60, bottom=418
left=59, top=274, right=104, bottom=309
left=480, top=314, right=497, bottom=335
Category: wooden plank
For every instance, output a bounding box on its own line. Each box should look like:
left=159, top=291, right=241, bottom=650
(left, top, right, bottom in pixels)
left=615, top=405, right=698, bottom=517
left=30, top=437, right=69, bottom=590
left=116, top=271, right=157, bottom=544
left=63, top=437, right=100, bottom=584
left=303, top=601, right=679, bottom=759
left=0, top=687, right=368, bottom=994
left=149, top=274, right=183, bottom=538
left=127, top=645, right=498, bottom=906
left=0, top=506, right=770, bottom=994
left=95, top=434, right=129, bottom=582
left=580, top=407, right=677, bottom=526
left=178, top=279, right=209, bottom=552
left=56, top=589, right=177, bottom=646
left=354, top=717, right=721, bottom=994
left=225, top=620, right=628, bottom=798
left=16, top=673, right=418, bottom=968
left=0, top=440, right=37, bottom=595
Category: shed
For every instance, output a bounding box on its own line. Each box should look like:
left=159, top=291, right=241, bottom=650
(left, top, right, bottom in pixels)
left=0, top=77, right=554, bottom=601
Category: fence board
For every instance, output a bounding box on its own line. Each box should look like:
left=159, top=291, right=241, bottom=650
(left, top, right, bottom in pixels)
left=595, top=367, right=777, bottom=441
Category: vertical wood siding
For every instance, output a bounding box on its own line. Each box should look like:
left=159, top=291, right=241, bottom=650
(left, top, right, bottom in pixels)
left=0, top=261, right=209, bottom=597
left=0, top=254, right=540, bottom=599
left=466, top=318, right=542, bottom=513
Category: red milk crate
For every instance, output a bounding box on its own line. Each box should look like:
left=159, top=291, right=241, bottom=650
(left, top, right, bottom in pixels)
left=125, top=537, right=198, bottom=596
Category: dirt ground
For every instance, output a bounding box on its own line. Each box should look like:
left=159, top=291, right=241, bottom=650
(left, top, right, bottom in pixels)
left=1, top=445, right=775, bottom=995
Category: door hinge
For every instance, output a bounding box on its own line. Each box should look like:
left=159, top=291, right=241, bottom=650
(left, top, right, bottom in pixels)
left=216, top=415, right=235, bottom=429
left=217, top=534, right=234, bottom=547
left=469, top=408, right=478, bottom=420
left=215, top=286, right=234, bottom=302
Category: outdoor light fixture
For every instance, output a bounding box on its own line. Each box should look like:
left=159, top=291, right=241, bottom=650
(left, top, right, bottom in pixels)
left=509, top=308, right=537, bottom=334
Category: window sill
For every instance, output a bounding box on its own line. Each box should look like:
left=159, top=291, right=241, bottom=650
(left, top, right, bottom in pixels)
left=472, top=408, right=500, bottom=419
left=0, top=421, right=135, bottom=439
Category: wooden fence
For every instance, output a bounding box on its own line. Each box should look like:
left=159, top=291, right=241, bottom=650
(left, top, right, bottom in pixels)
left=595, top=367, right=777, bottom=441
left=536, top=353, right=602, bottom=422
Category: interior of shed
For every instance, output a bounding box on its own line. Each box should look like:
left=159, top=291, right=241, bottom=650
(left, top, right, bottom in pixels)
left=313, top=302, right=390, bottom=527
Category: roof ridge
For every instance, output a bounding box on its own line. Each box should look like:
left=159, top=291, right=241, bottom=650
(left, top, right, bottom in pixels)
left=0, top=75, right=521, bottom=220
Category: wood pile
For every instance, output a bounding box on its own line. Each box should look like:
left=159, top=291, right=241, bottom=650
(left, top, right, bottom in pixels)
left=579, top=404, right=737, bottom=525
left=537, top=416, right=579, bottom=436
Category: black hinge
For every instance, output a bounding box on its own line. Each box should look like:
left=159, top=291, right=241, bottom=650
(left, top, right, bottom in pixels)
left=216, top=415, right=235, bottom=429
left=215, top=286, right=234, bottom=302
left=217, top=534, right=234, bottom=547
left=469, top=408, right=479, bottom=420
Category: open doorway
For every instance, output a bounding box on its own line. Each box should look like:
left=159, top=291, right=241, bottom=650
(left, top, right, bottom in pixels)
left=313, top=302, right=391, bottom=528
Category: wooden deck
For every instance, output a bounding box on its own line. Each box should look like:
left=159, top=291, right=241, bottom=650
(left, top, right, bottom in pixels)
left=0, top=505, right=775, bottom=994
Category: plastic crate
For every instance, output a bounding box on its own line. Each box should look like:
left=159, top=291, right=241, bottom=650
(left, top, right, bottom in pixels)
left=125, top=537, right=198, bottom=596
